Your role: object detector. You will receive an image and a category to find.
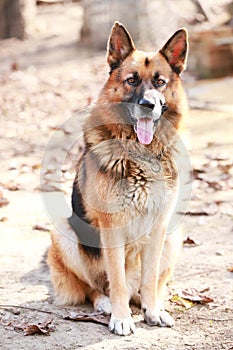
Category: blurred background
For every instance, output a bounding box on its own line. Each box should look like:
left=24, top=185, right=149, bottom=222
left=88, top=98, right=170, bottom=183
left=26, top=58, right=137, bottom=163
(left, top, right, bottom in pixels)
left=0, top=0, right=232, bottom=191
left=0, top=0, right=233, bottom=75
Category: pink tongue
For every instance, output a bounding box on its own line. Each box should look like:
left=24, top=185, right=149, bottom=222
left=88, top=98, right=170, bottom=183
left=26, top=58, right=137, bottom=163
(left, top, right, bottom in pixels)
left=136, top=118, right=154, bottom=145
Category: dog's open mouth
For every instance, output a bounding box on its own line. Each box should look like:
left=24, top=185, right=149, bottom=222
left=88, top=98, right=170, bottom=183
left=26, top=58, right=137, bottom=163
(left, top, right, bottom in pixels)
left=134, top=117, right=154, bottom=145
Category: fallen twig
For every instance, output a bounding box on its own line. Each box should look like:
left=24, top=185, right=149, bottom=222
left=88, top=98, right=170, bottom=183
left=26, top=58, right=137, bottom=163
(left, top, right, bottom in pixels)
left=194, top=316, right=233, bottom=322
left=0, top=304, right=62, bottom=318
left=0, top=304, right=110, bottom=327
left=177, top=268, right=219, bottom=280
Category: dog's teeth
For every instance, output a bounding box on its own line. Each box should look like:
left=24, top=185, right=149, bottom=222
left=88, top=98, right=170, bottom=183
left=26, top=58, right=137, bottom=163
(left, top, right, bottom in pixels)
left=134, top=125, right=137, bottom=132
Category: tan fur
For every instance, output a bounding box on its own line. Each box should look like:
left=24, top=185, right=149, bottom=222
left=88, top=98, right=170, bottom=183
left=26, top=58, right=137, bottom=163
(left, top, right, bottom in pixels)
left=48, top=22, right=189, bottom=336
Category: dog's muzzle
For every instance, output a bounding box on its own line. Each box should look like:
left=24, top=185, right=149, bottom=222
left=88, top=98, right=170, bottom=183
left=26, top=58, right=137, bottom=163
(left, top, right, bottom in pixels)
left=134, top=90, right=166, bottom=145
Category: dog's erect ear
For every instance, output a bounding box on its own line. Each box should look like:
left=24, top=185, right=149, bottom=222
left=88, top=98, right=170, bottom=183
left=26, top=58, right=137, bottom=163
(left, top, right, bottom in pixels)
left=160, top=29, right=188, bottom=75
left=107, top=22, right=135, bottom=72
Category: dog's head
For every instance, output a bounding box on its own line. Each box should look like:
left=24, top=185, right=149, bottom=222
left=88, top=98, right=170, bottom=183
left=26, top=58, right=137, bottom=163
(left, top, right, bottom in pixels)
left=104, top=22, right=188, bottom=145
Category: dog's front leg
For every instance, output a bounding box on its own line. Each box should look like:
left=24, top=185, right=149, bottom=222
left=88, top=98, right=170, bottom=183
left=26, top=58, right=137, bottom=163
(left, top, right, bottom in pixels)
left=102, top=234, right=135, bottom=335
left=140, top=225, right=175, bottom=327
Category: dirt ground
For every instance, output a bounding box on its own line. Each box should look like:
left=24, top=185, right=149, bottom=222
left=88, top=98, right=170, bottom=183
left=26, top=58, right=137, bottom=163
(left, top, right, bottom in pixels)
left=0, top=3, right=233, bottom=350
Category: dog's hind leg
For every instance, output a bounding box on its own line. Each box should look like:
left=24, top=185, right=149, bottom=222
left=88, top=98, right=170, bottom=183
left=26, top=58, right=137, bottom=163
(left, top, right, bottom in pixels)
left=48, top=241, right=112, bottom=313
left=48, top=247, right=88, bottom=305
left=48, top=241, right=87, bottom=305
left=88, top=290, right=112, bottom=314
left=48, top=251, right=111, bottom=313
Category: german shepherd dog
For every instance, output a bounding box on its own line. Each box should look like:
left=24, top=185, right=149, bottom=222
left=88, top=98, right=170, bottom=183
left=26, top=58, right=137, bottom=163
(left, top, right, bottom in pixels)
left=48, top=22, right=189, bottom=335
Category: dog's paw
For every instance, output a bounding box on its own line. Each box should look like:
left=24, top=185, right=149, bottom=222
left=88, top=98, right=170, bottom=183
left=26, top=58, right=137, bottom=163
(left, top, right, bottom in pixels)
left=109, top=314, right=135, bottom=336
left=94, top=295, right=112, bottom=315
left=143, top=307, right=175, bottom=328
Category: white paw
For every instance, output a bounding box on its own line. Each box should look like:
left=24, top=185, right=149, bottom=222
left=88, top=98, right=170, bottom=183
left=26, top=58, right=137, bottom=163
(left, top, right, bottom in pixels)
left=143, top=307, right=175, bottom=327
left=94, top=295, right=112, bottom=314
left=109, top=314, right=135, bottom=336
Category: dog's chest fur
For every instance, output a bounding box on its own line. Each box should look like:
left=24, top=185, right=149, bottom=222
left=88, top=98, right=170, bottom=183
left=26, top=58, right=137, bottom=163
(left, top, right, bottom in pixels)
left=85, top=138, right=178, bottom=225
left=102, top=154, right=178, bottom=247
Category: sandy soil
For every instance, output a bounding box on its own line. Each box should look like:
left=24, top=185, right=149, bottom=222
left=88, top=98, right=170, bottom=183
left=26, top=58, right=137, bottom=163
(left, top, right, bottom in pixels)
left=0, top=3, right=233, bottom=350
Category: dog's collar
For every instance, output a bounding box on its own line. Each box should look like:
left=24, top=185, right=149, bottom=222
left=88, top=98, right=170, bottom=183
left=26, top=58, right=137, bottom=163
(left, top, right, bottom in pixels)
left=118, top=141, right=165, bottom=174
left=156, top=149, right=164, bottom=160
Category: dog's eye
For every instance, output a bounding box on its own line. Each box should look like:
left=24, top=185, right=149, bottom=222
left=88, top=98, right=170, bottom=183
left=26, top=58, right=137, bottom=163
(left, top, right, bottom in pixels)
left=126, top=77, right=138, bottom=86
left=152, top=78, right=166, bottom=88
left=157, top=79, right=166, bottom=86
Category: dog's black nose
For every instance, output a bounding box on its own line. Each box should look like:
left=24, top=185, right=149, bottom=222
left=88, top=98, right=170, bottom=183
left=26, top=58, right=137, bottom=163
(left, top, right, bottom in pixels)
left=138, top=98, right=155, bottom=110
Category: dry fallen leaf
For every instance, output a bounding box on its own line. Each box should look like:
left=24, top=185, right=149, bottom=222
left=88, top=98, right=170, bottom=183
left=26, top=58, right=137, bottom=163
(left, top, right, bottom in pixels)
left=207, top=176, right=233, bottom=191
left=228, top=266, right=233, bottom=273
left=31, top=163, right=41, bottom=170
left=180, top=202, right=218, bottom=216
left=40, top=182, right=63, bottom=192
left=217, top=161, right=233, bottom=174
left=206, top=153, right=229, bottom=161
left=178, top=288, right=214, bottom=304
left=63, top=311, right=110, bottom=326
left=192, top=168, right=206, bottom=180
left=192, top=162, right=233, bottom=192
left=24, top=319, right=55, bottom=336
left=171, top=288, right=213, bottom=309
left=10, top=319, right=55, bottom=336
left=32, top=224, right=52, bottom=232
left=170, top=294, right=195, bottom=309
left=49, top=124, right=72, bottom=135
left=24, top=324, right=47, bottom=336
left=183, top=236, right=201, bottom=247
left=0, top=196, right=9, bottom=208
left=0, top=181, right=21, bottom=191
left=6, top=307, right=21, bottom=315
left=0, top=216, right=8, bottom=222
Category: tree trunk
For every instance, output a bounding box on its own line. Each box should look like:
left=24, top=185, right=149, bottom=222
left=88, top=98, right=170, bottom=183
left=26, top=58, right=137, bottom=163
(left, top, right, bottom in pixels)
left=0, top=0, right=25, bottom=39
